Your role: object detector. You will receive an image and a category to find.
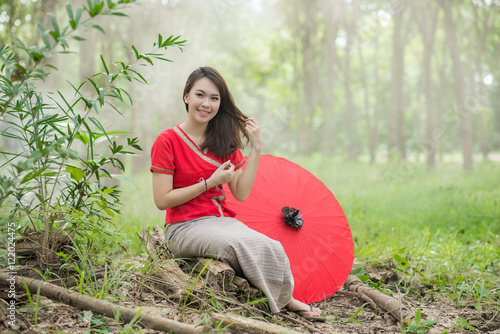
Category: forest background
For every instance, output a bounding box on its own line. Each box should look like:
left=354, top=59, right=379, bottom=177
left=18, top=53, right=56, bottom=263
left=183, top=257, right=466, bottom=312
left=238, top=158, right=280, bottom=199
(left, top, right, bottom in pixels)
left=0, top=0, right=499, bottom=332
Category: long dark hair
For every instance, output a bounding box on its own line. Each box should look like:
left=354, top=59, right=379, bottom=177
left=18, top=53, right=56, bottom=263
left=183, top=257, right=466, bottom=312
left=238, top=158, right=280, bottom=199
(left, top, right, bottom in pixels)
left=183, top=67, right=248, bottom=157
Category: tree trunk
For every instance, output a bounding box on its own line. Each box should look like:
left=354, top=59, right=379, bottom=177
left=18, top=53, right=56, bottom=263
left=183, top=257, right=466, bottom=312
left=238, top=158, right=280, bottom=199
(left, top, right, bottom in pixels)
left=440, top=0, right=473, bottom=171
left=370, top=13, right=382, bottom=164
left=320, top=0, right=343, bottom=155
left=413, top=1, right=439, bottom=169
left=299, top=0, right=319, bottom=154
left=343, top=3, right=360, bottom=160
left=472, top=4, right=493, bottom=161
left=388, top=6, right=407, bottom=160
left=359, top=41, right=372, bottom=162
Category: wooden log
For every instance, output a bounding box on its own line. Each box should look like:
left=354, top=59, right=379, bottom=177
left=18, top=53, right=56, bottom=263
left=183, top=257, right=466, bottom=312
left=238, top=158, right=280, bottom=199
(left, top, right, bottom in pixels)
left=137, top=226, right=204, bottom=292
left=0, top=274, right=210, bottom=334
left=211, top=312, right=303, bottom=334
left=136, top=225, right=172, bottom=260
left=136, top=226, right=258, bottom=300
left=231, top=275, right=250, bottom=293
left=344, top=275, right=412, bottom=322
left=193, top=258, right=235, bottom=291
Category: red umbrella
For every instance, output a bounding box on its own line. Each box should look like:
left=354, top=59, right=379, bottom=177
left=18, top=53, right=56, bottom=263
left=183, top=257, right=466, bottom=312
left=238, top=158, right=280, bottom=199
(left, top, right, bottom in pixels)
left=223, top=155, right=354, bottom=304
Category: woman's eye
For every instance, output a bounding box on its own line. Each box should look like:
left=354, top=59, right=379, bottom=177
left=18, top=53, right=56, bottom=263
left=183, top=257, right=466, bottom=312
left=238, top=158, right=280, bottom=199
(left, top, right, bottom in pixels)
left=212, top=97, right=219, bottom=101
left=196, top=93, right=203, bottom=97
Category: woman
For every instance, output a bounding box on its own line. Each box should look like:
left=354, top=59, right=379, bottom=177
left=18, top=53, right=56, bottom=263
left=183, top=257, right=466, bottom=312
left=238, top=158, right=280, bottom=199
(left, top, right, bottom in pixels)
left=150, top=66, right=321, bottom=319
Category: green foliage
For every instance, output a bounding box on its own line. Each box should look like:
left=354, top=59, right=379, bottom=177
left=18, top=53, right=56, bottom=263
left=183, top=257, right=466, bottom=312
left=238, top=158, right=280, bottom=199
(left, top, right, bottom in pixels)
left=80, top=311, right=114, bottom=333
left=402, top=309, right=436, bottom=334
left=0, top=0, right=185, bottom=261
left=22, top=278, right=42, bottom=327
left=454, top=317, right=476, bottom=331
left=345, top=303, right=368, bottom=324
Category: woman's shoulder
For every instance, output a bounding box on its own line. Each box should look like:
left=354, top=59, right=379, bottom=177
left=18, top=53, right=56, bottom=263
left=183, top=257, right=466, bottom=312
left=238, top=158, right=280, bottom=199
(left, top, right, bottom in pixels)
left=156, top=126, right=179, bottom=140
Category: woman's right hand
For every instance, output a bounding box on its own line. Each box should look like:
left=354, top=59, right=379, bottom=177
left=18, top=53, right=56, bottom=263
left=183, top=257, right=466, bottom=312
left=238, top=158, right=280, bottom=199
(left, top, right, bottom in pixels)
left=208, top=160, right=235, bottom=188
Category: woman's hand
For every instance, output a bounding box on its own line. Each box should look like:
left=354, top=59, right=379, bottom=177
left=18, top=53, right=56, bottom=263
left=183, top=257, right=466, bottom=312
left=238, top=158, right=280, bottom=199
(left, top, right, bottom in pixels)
left=245, top=118, right=261, bottom=152
left=208, top=160, right=235, bottom=188
left=227, top=118, right=262, bottom=201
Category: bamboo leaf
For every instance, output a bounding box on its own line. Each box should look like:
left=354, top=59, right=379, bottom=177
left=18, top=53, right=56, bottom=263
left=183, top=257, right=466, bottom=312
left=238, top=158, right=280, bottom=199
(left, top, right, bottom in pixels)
left=75, top=6, right=83, bottom=26
left=156, top=33, right=163, bottom=47
left=37, top=22, right=51, bottom=48
left=71, top=35, right=86, bottom=41
left=89, top=117, right=110, bottom=142
left=66, top=3, right=74, bottom=22
left=98, top=87, right=104, bottom=107
left=118, top=87, right=133, bottom=105
left=107, top=102, right=123, bottom=115
left=131, top=45, right=139, bottom=59
left=100, top=55, right=109, bottom=75
left=12, top=34, right=28, bottom=51
left=87, top=78, right=100, bottom=97
left=91, top=24, right=105, bottom=34
left=47, top=13, right=60, bottom=37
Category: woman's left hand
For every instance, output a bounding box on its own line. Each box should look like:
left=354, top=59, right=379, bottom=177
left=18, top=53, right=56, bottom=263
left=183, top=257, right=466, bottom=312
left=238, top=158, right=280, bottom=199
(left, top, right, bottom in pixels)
left=245, top=118, right=261, bottom=152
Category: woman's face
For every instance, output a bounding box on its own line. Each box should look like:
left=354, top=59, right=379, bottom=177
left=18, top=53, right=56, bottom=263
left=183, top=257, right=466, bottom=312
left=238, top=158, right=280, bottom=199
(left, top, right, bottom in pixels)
left=184, top=77, right=221, bottom=125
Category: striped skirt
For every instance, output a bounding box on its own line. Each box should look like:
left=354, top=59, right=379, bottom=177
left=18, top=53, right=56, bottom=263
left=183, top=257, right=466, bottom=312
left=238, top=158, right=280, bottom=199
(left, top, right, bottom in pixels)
left=164, top=216, right=294, bottom=313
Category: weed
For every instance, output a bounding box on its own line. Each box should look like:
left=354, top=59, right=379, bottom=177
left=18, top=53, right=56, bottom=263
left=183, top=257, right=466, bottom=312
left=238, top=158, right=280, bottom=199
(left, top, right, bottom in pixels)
left=402, top=309, right=436, bottom=334
left=80, top=311, right=113, bottom=334
left=346, top=303, right=369, bottom=324
left=454, top=317, right=475, bottom=331
left=22, top=278, right=42, bottom=327
left=113, top=306, right=143, bottom=334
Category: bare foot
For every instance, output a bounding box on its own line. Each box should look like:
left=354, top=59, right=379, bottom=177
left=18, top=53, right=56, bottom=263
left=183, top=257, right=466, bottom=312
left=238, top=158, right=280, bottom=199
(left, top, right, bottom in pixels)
left=285, top=298, right=321, bottom=317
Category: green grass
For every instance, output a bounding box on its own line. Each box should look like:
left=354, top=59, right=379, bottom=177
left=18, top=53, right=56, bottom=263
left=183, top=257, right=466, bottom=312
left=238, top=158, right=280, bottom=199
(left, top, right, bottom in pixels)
left=116, top=155, right=500, bottom=308
left=293, top=155, right=499, bottom=283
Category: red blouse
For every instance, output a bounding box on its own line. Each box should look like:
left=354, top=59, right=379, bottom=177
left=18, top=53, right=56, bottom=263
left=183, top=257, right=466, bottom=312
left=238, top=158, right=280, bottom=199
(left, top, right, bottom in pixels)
left=150, top=125, right=245, bottom=225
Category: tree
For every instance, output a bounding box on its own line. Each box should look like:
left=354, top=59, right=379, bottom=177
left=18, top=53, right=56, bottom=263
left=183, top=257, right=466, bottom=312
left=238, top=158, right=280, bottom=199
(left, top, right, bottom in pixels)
left=440, top=0, right=474, bottom=171
left=471, top=1, right=496, bottom=161
left=342, top=1, right=361, bottom=160
left=413, top=0, right=439, bottom=169
left=388, top=2, right=409, bottom=160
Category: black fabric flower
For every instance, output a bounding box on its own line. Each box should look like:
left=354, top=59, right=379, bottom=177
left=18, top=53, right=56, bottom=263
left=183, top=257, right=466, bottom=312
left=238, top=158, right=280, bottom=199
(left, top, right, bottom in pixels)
left=281, top=206, right=303, bottom=229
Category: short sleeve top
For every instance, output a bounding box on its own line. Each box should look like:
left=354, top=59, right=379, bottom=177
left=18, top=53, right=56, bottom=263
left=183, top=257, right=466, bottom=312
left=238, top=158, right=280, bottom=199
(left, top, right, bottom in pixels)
left=150, top=125, right=245, bottom=225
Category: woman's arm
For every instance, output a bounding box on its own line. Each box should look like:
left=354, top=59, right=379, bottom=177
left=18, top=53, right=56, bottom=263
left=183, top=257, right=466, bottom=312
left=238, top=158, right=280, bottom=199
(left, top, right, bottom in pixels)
left=152, top=160, right=235, bottom=210
left=228, top=118, right=261, bottom=201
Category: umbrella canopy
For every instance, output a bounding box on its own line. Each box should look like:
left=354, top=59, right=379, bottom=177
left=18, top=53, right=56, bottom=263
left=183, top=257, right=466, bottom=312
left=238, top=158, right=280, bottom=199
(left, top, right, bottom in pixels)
left=223, top=155, right=354, bottom=304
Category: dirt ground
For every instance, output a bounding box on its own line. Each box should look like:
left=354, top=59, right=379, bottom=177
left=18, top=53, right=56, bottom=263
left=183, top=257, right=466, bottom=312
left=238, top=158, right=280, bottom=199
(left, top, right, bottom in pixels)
left=2, top=262, right=499, bottom=334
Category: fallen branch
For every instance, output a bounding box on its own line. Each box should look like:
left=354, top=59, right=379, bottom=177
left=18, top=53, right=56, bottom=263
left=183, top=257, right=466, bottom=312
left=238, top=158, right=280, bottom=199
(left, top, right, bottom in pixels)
left=0, top=274, right=210, bottom=334
left=343, top=275, right=413, bottom=322
left=277, top=312, right=323, bottom=334
left=211, top=312, right=303, bottom=334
